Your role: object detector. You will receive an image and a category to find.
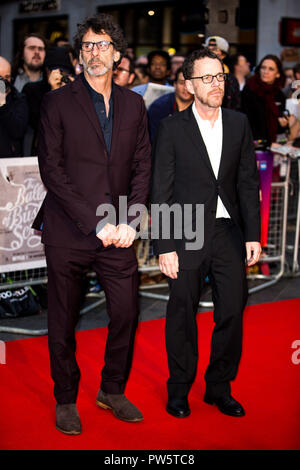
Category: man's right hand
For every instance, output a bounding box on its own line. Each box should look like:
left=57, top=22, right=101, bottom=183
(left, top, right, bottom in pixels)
left=96, top=223, right=118, bottom=247
left=159, top=251, right=179, bottom=279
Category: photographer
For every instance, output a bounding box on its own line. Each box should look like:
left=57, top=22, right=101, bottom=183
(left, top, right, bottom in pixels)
left=0, top=56, right=28, bottom=157
left=22, top=47, right=74, bottom=155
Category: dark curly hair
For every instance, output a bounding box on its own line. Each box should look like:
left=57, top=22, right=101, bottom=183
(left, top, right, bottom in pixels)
left=73, top=13, right=127, bottom=67
left=147, top=50, right=171, bottom=70
left=182, top=47, right=224, bottom=80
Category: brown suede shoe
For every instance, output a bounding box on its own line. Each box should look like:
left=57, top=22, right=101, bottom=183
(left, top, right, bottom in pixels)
left=56, top=404, right=82, bottom=435
left=96, top=389, right=143, bottom=423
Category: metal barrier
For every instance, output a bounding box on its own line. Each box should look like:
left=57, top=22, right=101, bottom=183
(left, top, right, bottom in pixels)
left=246, top=155, right=291, bottom=292
left=1, top=152, right=299, bottom=335
left=292, top=158, right=300, bottom=273
left=139, top=152, right=300, bottom=307
left=0, top=268, right=106, bottom=336
left=287, top=158, right=300, bottom=274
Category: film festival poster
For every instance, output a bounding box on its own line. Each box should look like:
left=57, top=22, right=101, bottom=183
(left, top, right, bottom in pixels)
left=0, top=157, right=46, bottom=273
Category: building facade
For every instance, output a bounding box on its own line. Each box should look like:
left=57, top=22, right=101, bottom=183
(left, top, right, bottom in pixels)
left=0, top=0, right=299, bottom=67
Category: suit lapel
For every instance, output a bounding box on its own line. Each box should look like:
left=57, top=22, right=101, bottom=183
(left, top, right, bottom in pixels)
left=217, top=108, right=230, bottom=180
left=109, top=84, right=122, bottom=160
left=71, top=74, right=107, bottom=151
left=181, top=105, right=216, bottom=180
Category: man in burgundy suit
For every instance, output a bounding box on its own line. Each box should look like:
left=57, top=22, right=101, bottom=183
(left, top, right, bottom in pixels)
left=33, top=14, right=151, bottom=434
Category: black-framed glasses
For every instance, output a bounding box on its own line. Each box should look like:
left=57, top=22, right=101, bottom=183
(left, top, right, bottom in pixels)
left=189, top=73, right=227, bottom=84
left=81, top=41, right=114, bottom=52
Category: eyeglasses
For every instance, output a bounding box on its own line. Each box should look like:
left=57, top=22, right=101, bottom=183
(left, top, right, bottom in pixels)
left=189, top=73, right=227, bottom=84
left=115, top=66, right=130, bottom=74
left=81, top=41, right=114, bottom=52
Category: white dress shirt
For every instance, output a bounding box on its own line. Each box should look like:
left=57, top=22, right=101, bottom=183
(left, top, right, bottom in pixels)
left=192, top=103, right=230, bottom=219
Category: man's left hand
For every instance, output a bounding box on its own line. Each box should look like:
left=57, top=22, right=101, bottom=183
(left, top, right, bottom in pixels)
left=112, top=224, right=136, bottom=248
left=246, top=241, right=262, bottom=266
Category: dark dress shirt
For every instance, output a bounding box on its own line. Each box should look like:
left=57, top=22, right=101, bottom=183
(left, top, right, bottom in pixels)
left=82, top=74, right=113, bottom=153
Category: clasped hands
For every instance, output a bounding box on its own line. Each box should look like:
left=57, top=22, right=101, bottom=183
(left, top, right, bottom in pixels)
left=96, top=223, right=136, bottom=248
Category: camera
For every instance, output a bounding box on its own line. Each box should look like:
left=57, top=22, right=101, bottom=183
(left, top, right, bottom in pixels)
left=60, top=70, right=72, bottom=85
left=60, top=74, right=71, bottom=85
left=282, top=109, right=290, bottom=119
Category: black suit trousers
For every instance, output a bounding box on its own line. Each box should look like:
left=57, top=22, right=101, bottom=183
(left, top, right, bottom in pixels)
left=165, top=219, right=248, bottom=399
left=45, top=244, right=139, bottom=404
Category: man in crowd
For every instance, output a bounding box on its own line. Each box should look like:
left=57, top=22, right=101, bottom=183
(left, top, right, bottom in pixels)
left=205, top=35, right=241, bottom=110
left=205, top=36, right=230, bottom=72
left=22, top=46, right=75, bottom=155
left=113, top=54, right=135, bottom=88
left=169, top=54, right=185, bottom=83
left=0, top=56, right=28, bottom=157
left=283, top=62, right=300, bottom=98
left=148, top=67, right=193, bottom=142
left=32, top=13, right=151, bottom=435
left=229, top=53, right=251, bottom=91
left=151, top=47, right=261, bottom=419
left=132, top=49, right=172, bottom=97
left=13, top=33, right=47, bottom=92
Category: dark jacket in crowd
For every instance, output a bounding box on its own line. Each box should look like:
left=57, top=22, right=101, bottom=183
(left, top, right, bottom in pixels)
left=0, top=85, right=29, bottom=157
left=241, top=74, right=286, bottom=144
left=148, top=92, right=177, bottom=143
left=22, top=78, right=51, bottom=155
left=22, top=46, right=75, bottom=155
left=223, top=72, right=241, bottom=111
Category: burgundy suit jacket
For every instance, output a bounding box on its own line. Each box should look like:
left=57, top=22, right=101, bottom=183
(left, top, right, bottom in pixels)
left=32, top=74, right=151, bottom=249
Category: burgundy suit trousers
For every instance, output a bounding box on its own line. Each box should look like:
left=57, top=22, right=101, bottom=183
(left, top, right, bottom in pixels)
left=45, top=243, right=139, bottom=404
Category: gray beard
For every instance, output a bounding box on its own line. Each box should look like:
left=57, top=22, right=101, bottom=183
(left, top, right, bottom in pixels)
left=81, top=56, right=113, bottom=77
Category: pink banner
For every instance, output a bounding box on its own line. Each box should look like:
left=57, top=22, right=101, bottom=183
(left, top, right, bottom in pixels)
left=256, top=151, right=274, bottom=247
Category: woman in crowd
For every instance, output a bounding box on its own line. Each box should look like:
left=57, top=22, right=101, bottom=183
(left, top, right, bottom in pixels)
left=241, top=54, right=288, bottom=144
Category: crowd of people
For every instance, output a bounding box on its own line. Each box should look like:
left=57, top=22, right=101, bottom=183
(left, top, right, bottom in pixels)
left=1, top=32, right=300, bottom=159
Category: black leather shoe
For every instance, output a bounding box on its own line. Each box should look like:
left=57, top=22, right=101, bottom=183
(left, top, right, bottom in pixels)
left=204, top=393, right=245, bottom=417
left=166, top=398, right=190, bottom=418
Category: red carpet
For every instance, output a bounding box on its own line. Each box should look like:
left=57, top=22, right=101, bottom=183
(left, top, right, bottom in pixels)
left=0, top=299, right=299, bottom=450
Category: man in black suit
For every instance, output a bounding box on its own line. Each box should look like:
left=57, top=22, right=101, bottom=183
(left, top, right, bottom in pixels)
left=151, top=48, right=261, bottom=418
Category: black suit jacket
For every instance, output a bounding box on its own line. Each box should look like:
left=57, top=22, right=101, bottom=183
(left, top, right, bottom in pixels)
left=32, top=73, right=151, bottom=249
left=0, top=85, right=29, bottom=157
left=151, top=104, right=260, bottom=269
